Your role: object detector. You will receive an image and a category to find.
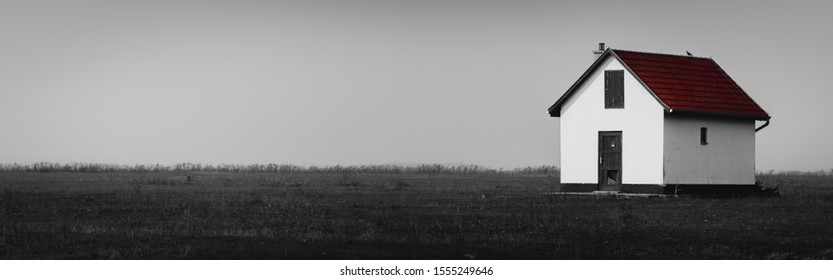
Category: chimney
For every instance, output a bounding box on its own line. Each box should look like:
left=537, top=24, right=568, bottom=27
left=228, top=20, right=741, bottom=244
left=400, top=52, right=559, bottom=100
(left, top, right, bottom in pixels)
left=593, top=42, right=606, bottom=59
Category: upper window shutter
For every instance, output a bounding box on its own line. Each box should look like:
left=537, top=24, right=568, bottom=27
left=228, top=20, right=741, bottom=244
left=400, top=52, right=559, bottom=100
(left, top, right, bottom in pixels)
left=605, top=70, right=624, bottom=108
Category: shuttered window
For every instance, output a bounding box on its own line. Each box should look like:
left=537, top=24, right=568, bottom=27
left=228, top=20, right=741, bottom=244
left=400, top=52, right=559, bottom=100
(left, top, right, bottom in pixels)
left=605, top=70, right=624, bottom=108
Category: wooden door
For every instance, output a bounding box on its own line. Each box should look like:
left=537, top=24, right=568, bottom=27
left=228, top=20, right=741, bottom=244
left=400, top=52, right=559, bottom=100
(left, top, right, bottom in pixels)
left=598, top=131, right=622, bottom=191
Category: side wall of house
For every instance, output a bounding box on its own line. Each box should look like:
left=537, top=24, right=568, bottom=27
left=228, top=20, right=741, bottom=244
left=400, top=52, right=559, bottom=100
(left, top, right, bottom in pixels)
left=560, top=56, right=665, bottom=185
left=663, top=115, right=756, bottom=185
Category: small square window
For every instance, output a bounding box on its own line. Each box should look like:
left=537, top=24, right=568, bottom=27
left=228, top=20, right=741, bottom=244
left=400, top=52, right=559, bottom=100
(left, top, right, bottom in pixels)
left=700, top=127, right=708, bottom=145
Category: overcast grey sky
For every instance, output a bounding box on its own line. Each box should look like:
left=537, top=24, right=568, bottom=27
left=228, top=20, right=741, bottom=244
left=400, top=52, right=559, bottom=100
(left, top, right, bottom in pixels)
left=1, top=0, right=830, bottom=171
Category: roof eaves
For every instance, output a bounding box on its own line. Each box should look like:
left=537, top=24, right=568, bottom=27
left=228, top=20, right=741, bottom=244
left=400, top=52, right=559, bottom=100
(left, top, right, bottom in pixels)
left=548, top=48, right=614, bottom=117
left=668, top=110, right=771, bottom=121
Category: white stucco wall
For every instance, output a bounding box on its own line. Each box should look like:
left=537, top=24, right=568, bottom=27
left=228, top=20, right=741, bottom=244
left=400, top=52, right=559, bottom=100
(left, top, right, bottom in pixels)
left=559, top=56, right=665, bottom=185
left=663, top=115, right=756, bottom=185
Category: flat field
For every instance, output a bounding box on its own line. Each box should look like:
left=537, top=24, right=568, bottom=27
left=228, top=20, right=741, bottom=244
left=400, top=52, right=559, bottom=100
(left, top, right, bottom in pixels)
left=1, top=171, right=832, bottom=259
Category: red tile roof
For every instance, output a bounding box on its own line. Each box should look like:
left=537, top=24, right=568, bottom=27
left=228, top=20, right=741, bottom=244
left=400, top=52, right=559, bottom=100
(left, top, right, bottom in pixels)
left=549, top=49, right=770, bottom=120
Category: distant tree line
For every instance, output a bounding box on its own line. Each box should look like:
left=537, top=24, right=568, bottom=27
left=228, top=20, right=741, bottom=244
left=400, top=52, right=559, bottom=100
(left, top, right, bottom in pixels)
left=0, top=162, right=559, bottom=174
left=757, top=169, right=833, bottom=176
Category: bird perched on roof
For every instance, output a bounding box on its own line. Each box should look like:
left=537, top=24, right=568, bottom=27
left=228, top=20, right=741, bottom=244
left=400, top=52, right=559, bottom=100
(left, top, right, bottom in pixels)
left=686, top=51, right=693, bottom=56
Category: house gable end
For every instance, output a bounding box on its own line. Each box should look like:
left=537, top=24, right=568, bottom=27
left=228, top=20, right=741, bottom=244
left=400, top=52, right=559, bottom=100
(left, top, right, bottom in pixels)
left=548, top=49, right=670, bottom=117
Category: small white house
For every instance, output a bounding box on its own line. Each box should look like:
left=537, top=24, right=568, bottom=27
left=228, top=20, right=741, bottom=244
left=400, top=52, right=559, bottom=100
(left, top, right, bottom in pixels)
left=548, top=45, right=770, bottom=194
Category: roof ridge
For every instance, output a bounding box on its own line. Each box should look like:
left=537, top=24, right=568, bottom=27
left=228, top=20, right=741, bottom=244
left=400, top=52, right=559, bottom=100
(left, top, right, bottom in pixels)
left=611, top=48, right=713, bottom=60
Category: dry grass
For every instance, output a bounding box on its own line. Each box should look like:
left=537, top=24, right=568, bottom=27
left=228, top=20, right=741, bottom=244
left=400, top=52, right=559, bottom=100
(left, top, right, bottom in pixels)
left=1, top=171, right=832, bottom=259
